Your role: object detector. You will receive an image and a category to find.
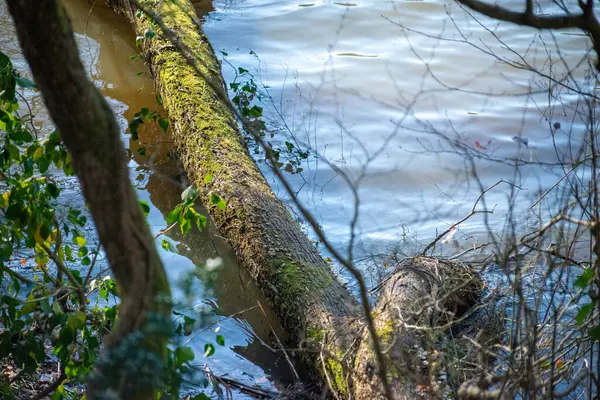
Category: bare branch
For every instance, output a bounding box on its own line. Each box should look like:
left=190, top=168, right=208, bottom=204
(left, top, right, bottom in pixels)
left=455, top=0, right=600, bottom=68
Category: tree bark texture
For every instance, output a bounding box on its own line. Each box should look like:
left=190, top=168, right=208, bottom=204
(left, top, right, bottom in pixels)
left=107, top=0, right=364, bottom=394
left=105, top=0, right=493, bottom=398
left=5, top=1, right=171, bottom=399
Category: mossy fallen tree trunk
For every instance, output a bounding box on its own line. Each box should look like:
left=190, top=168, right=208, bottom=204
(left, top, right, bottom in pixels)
left=105, top=0, right=494, bottom=398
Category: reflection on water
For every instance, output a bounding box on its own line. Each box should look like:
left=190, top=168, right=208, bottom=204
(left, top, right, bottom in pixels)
left=0, top=0, right=292, bottom=395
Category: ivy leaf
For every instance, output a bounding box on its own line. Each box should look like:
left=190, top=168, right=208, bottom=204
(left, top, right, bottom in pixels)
left=67, top=311, right=86, bottom=329
left=143, top=28, right=156, bottom=39
left=590, top=325, right=600, bottom=342
left=7, top=143, right=20, bottom=161
left=210, top=193, right=221, bottom=204
left=161, top=239, right=178, bottom=254
left=174, top=346, right=195, bottom=364
left=190, top=208, right=207, bottom=231
left=216, top=335, right=225, bottom=346
left=129, top=120, right=140, bottom=140
left=210, top=193, right=227, bottom=210
left=74, top=236, right=86, bottom=247
left=0, top=51, right=16, bottom=103
left=576, top=303, right=594, bottom=325
left=575, top=268, right=595, bottom=289
left=5, top=204, right=22, bottom=220
left=179, top=212, right=191, bottom=235
left=65, top=245, right=73, bottom=261
left=166, top=204, right=182, bottom=224
left=181, top=185, right=198, bottom=202
left=203, top=343, right=215, bottom=357
left=158, top=118, right=169, bottom=132
left=247, top=105, right=263, bottom=118
left=9, top=129, right=34, bottom=143
left=78, top=246, right=88, bottom=257
left=139, top=200, right=151, bottom=216
left=46, top=182, right=60, bottom=198
left=40, top=300, right=51, bottom=315
left=52, top=301, right=64, bottom=315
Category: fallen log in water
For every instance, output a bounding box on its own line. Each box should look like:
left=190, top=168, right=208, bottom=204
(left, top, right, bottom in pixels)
left=105, top=1, right=496, bottom=397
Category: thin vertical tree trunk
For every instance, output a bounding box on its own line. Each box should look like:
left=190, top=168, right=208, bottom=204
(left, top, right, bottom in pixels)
left=6, top=1, right=171, bottom=399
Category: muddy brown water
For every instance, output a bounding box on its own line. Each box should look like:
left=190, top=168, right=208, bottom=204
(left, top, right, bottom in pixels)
left=1, top=0, right=595, bottom=397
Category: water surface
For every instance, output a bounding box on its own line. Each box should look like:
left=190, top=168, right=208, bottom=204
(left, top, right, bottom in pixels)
left=201, top=0, right=594, bottom=283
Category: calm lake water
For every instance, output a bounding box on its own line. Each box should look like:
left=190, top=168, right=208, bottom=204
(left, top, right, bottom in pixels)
left=200, top=0, right=594, bottom=284
left=1, top=0, right=595, bottom=396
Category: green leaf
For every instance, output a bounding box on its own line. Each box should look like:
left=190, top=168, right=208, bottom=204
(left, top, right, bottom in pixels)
left=210, top=193, right=221, bottom=204
left=7, top=143, right=20, bottom=161
left=175, top=346, right=195, bottom=364
left=216, top=335, right=225, bottom=346
left=192, top=394, right=210, bottom=400
left=181, top=185, right=199, bottom=202
left=190, top=208, right=207, bottom=231
left=139, top=200, right=151, bottom=216
left=36, top=155, right=50, bottom=173
left=576, top=303, right=594, bottom=325
left=203, top=343, right=215, bottom=357
left=129, top=54, right=138, bottom=60
left=590, top=325, right=600, bottom=342
left=78, top=246, right=88, bottom=257
left=9, top=129, right=34, bottom=143
left=0, top=51, right=16, bottom=104
left=248, top=105, right=263, bottom=118
left=52, top=301, right=63, bottom=315
left=143, top=28, right=156, bottom=39
left=575, top=268, right=595, bottom=289
left=39, top=220, right=52, bottom=240
left=46, top=182, right=60, bottom=198
left=179, top=212, right=191, bottom=235
left=203, top=174, right=213, bottom=184
left=166, top=204, right=182, bottom=224
left=20, top=300, right=36, bottom=315
left=158, top=118, right=169, bottom=132
left=5, top=203, right=22, bottom=220
left=217, top=199, right=227, bottom=210
left=74, top=236, right=86, bottom=247
left=161, top=239, right=178, bottom=254
left=65, top=245, right=73, bottom=261
left=14, top=75, right=36, bottom=89
left=67, top=311, right=86, bottom=329
left=81, top=256, right=91, bottom=266
left=40, top=300, right=51, bottom=315
left=129, top=120, right=141, bottom=138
